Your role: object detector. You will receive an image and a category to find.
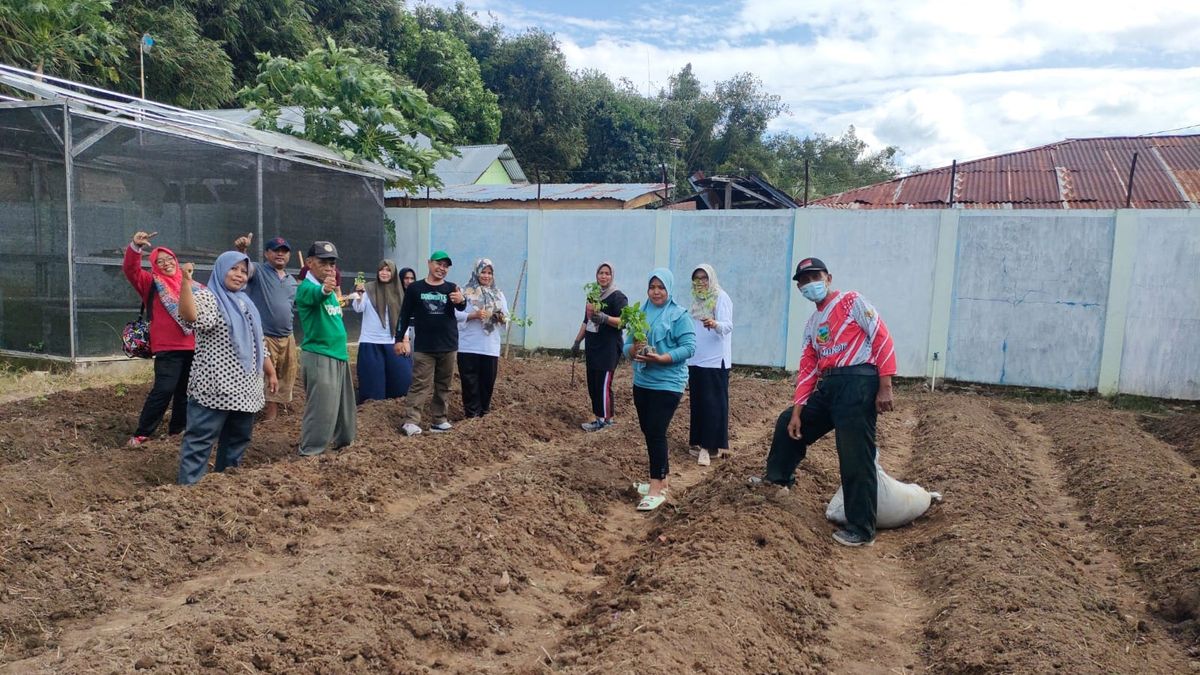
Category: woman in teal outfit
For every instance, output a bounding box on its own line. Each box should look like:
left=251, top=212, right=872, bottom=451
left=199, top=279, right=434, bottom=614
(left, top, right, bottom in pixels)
left=625, top=267, right=696, bottom=511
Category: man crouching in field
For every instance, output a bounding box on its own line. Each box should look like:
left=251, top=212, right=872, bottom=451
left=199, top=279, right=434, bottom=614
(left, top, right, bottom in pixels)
left=750, top=258, right=896, bottom=547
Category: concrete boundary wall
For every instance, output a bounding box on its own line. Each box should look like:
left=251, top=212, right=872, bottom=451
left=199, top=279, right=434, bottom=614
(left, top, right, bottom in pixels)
left=386, top=207, right=1200, bottom=400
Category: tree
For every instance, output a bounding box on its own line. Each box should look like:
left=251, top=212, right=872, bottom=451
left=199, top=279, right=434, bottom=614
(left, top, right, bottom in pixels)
left=767, top=127, right=902, bottom=201
left=711, top=72, right=785, bottom=171
left=239, top=39, right=457, bottom=192
left=110, top=3, right=236, bottom=107
left=394, top=27, right=500, bottom=145
left=479, top=29, right=585, bottom=181
left=0, top=0, right=125, bottom=82
left=187, top=0, right=316, bottom=90
left=574, top=71, right=662, bottom=183
left=657, top=64, right=720, bottom=192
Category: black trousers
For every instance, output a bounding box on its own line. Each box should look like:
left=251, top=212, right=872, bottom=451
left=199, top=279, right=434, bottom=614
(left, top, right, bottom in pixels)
left=688, top=365, right=729, bottom=450
left=763, top=373, right=879, bottom=539
left=633, top=385, right=682, bottom=480
left=457, top=352, right=498, bottom=417
left=135, top=349, right=193, bottom=437
left=586, top=367, right=616, bottom=420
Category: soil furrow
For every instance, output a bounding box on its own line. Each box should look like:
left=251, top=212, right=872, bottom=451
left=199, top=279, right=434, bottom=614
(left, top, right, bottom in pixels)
left=906, top=394, right=1190, bottom=672
left=1032, top=403, right=1200, bottom=658
left=823, top=406, right=933, bottom=674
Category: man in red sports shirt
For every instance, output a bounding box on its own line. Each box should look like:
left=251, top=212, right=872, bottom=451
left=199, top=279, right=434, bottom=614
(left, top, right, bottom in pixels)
left=751, top=257, right=896, bottom=547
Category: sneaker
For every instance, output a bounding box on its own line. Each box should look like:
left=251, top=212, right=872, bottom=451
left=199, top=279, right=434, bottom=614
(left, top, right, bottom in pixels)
left=747, top=476, right=789, bottom=492
left=402, top=423, right=422, bottom=437
left=697, top=449, right=711, bottom=466
left=127, top=435, right=149, bottom=447
left=581, top=419, right=606, bottom=432
left=832, top=529, right=875, bottom=547
left=430, top=421, right=453, bottom=433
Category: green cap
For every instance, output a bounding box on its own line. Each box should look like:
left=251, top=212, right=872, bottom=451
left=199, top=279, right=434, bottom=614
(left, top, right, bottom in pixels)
left=430, top=250, right=452, bottom=265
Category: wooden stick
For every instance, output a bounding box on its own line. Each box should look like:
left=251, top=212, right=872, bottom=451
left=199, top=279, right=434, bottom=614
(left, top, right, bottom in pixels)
left=503, top=259, right=527, bottom=359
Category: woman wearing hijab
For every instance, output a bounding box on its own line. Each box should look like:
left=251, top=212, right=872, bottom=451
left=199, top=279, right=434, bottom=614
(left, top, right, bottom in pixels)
left=686, top=264, right=734, bottom=466
left=456, top=258, right=509, bottom=417
left=572, top=262, right=628, bottom=431
left=122, top=230, right=201, bottom=446
left=352, top=260, right=411, bottom=402
left=176, top=251, right=278, bottom=485
left=625, top=268, right=696, bottom=512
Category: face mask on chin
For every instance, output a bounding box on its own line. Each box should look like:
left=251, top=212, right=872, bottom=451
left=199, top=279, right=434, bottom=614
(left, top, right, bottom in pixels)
left=800, top=280, right=828, bottom=303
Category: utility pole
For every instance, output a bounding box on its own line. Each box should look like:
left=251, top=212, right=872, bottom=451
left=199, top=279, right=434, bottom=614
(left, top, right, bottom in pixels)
left=139, top=34, right=154, bottom=99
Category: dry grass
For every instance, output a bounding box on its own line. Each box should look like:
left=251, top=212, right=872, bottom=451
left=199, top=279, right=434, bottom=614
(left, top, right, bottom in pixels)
left=0, top=360, right=153, bottom=405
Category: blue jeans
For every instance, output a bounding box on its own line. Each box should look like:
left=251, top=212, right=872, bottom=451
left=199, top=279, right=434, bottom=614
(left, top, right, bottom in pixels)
left=177, top=399, right=255, bottom=485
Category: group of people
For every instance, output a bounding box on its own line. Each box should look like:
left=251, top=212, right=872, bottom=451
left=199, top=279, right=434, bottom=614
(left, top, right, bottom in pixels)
left=125, top=232, right=897, bottom=546
left=122, top=234, right=510, bottom=485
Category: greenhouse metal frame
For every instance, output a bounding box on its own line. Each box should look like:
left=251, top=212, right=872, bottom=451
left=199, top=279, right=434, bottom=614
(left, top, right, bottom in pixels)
left=0, top=64, right=396, bottom=362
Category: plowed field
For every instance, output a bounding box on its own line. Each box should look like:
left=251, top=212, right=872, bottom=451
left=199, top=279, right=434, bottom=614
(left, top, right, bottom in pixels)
left=1, top=357, right=1196, bottom=673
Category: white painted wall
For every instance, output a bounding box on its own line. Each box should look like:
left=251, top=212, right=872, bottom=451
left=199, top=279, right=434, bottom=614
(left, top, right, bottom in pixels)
left=1117, top=212, right=1200, bottom=399
left=387, top=207, right=1200, bottom=400
left=947, top=213, right=1114, bottom=391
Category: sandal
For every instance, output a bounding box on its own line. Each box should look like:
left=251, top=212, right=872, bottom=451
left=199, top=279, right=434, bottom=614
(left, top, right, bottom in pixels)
left=636, top=494, right=667, bottom=511
left=633, top=482, right=650, bottom=496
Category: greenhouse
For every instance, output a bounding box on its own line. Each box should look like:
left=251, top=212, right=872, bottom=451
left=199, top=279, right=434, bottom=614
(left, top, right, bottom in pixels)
left=0, top=64, right=395, bottom=362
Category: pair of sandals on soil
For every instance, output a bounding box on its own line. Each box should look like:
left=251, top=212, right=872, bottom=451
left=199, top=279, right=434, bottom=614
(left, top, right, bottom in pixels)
left=632, top=482, right=667, bottom=512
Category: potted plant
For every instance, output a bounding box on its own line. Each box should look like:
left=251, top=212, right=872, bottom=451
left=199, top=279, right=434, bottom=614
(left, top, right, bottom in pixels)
left=620, top=305, right=651, bottom=356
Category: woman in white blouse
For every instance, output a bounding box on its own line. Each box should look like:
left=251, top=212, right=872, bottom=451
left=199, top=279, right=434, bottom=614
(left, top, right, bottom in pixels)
left=686, top=264, right=733, bottom=466
left=176, top=251, right=278, bottom=485
left=352, top=260, right=410, bottom=402
left=456, top=258, right=509, bottom=417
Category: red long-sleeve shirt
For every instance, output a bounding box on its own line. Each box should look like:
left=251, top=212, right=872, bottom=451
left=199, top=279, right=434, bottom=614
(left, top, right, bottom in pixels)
left=793, top=290, right=896, bottom=406
left=123, top=245, right=195, bottom=354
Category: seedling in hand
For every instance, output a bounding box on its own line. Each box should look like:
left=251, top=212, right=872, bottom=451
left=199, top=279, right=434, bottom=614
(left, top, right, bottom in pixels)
left=620, top=305, right=651, bottom=355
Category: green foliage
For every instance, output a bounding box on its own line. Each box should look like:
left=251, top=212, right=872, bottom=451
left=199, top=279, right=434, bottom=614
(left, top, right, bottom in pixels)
left=767, top=126, right=902, bottom=201
left=585, top=279, right=609, bottom=312
left=238, top=39, right=457, bottom=191
left=0, top=0, right=125, bottom=83
left=509, top=315, right=534, bottom=328
left=480, top=29, right=585, bottom=181
left=692, top=281, right=716, bottom=318
left=574, top=71, right=662, bottom=183
left=393, top=26, right=500, bottom=144
left=620, top=305, right=649, bottom=344
left=110, top=3, right=235, bottom=107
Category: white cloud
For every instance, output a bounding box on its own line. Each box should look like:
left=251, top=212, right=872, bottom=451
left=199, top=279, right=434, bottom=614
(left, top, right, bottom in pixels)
left=434, top=0, right=1200, bottom=168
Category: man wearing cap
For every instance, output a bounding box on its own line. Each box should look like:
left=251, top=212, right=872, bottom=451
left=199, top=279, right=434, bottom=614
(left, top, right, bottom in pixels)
left=751, top=257, right=897, bottom=547
left=394, top=251, right=466, bottom=436
left=234, top=233, right=298, bottom=422
left=295, top=241, right=356, bottom=455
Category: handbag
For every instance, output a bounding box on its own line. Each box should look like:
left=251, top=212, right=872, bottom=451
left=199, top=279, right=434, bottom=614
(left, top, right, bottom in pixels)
left=121, top=285, right=156, bottom=359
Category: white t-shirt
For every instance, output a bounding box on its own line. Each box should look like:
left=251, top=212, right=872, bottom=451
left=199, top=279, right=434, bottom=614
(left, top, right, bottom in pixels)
left=352, top=293, right=395, bottom=345
left=455, top=292, right=510, bottom=357
left=687, top=289, right=733, bottom=369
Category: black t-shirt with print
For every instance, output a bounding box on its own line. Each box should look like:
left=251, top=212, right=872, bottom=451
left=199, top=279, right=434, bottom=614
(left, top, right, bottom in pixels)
left=397, top=279, right=467, bottom=353
left=583, top=290, right=628, bottom=370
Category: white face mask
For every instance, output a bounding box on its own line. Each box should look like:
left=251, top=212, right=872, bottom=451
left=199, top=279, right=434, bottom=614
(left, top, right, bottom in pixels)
left=800, top=280, right=828, bottom=303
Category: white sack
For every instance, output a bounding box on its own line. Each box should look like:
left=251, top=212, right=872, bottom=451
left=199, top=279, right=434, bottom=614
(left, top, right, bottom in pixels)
left=825, top=462, right=942, bottom=529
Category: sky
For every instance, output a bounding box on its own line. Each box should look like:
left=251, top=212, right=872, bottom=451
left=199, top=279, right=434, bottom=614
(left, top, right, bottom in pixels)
left=422, top=0, right=1200, bottom=170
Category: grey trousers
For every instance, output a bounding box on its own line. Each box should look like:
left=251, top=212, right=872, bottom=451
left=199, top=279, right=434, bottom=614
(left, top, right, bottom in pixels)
left=299, top=351, right=356, bottom=456
left=403, top=350, right=456, bottom=427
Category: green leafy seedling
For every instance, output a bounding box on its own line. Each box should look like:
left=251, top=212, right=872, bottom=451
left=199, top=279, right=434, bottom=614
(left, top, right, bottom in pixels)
left=692, top=280, right=717, bottom=319
left=583, top=282, right=606, bottom=312
left=355, top=272, right=367, bottom=287
left=620, top=305, right=650, bottom=346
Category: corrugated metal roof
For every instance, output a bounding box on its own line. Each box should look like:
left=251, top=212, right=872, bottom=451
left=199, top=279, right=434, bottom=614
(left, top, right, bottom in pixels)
left=812, top=135, right=1200, bottom=209
left=403, top=183, right=670, bottom=203
left=0, top=64, right=402, bottom=181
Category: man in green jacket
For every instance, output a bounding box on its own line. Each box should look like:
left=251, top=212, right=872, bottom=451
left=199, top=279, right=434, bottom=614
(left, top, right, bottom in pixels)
left=296, top=241, right=356, bottom=456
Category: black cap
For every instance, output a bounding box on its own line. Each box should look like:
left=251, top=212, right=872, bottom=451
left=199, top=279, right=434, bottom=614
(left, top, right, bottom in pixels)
left=792, top=257, right=828, bottom=281
left=308, top=241, right=338, bottom=260
left=265, top=236, right=291, bottom=251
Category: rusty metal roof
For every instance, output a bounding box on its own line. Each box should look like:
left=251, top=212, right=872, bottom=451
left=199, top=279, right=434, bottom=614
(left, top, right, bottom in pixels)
left=812, top=135, right=1200, bottom=209
left=400, top=182, right=670, bottom=203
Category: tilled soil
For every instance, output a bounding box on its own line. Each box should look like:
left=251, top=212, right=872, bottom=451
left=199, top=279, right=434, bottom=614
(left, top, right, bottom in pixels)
left=0, top=358, right=1196, bottom=673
